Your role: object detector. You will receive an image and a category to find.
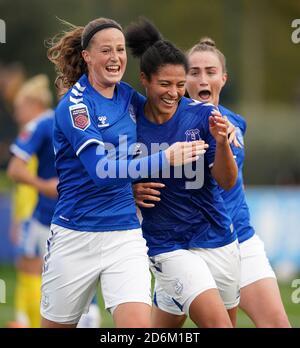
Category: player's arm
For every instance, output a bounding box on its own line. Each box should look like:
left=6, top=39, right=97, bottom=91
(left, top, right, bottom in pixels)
left=78, top=141, right=205, bottom=187
left=209, top=110, right=238, bottom=190
left=7, top=156, right=58, bottom=198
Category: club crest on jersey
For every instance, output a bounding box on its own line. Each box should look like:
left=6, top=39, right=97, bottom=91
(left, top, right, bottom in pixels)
left=19, top=130, right=32, bottom=142
left=185, top=129, right=201, bottom=142
left=97, top=116, right=110, bottom=128
left=69, top=103, right=90, bottom=131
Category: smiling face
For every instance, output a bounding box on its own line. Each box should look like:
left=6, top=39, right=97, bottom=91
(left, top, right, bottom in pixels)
left=186, top=51, right=227, bottom=106
left=141, top=64, right=186, bottom=121
left=82, top=28, right=127, bottom=92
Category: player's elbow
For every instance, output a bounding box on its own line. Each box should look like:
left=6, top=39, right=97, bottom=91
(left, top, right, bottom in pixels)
left=221, top=177, right=236, bottom=190
left=7, top=159, right=18, bottom=181
left=220, top=169, right=237, bottom=190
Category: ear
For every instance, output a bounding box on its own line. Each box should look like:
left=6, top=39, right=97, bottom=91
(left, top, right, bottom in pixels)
left=221, top=73, right=228, bottom=88
left=140, top=72, right=147, bottom=87
left=82, top=50, right=91, bottom=64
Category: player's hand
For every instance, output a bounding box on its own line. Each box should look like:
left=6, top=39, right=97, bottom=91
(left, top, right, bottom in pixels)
left=36, top=177, right=58, bottom=198
left=133, top=182, right=165, bottom=208
left=209, top=110, right=230, bottom=144
left=226, top=116, right=242, bottom=148
left=164, top=141, right=208, bottom=166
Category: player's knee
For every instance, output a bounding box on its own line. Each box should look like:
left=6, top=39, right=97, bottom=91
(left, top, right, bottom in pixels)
left=256, top=311, right=291, bottom=328
left=116, top=316, right=151, bottom=328
left=204, top=316, right=233, bottom=328
left=269, top=312, right=291, bottom=328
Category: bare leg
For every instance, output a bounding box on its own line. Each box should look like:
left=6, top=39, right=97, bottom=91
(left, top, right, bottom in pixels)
left=151, top=305, right=186, bottom=328
left=113, top=302, right=151, bottom=328
left=227, top=306, right=238, bottom=327
left=189, top=289, right=233, bottom=328
left=239, top=278, right=291, bottom=328
left=41, top=316, right=77, bottom=328
left=17, top=256, right=42, bottom=275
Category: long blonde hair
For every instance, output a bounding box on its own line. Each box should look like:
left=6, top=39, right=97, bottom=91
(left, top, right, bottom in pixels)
left=16, top=74, right=52, bottom=107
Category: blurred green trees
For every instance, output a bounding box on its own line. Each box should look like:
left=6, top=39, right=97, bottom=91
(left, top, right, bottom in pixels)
left=0, top=0, right=299, bottom=184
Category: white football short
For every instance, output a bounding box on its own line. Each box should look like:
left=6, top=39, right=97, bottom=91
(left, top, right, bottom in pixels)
left=18, top=218, right=49, bottom=258
left=240, top=234, right=276, bottom=288
left=41, top=225, right=152, bottom=324
left=151, top=240, right=241, bottom=316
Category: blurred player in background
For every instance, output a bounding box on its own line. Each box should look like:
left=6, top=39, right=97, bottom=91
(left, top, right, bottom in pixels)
left=8, top=149, right=38, bottom=327
left=7, top=74, right=101, bottom=328
left=136, top=37, right=291, bottom=328
left=7, top=75, right=57, bottom=327
left=126, top=18, right=240, bottom=328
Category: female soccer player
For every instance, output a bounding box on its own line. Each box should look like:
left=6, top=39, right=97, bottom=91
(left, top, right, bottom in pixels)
left=7, top=75, right=58, bottom=327
left=41, top=17, right=203, bottom=328
left=126, top=18, right=240, bottom=328
left=137, top=37, right=291, bottom=328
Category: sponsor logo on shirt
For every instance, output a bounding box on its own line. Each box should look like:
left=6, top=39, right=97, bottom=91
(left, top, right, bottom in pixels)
left=97, top=116, right=110, bottom=128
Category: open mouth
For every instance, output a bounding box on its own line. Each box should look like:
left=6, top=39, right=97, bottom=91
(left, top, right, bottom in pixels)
left=161, top=98, right=177, bottom=106
left=198, top=90, right=211, bottom=101
left=106, top=65, right=120, bottom=73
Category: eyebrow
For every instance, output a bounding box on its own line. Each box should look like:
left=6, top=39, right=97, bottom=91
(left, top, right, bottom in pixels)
left=189, top=66, right=217, bottom=70
left=98, top=43, right=125, bottom=48
left=157, top=79, right=186, bottom=83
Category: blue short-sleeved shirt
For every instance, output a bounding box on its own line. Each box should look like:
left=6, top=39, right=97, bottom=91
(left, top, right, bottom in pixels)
left=136, top=97, right=236, bottom=256
left=10, top=110, right=57, bottom=226
left=52, top=74, right=140, bottom=231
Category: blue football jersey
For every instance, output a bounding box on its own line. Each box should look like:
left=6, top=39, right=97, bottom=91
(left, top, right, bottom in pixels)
left=52, top=74, right=141, bottom=231
left=218, top=105, right=255, bottom=243
left=136, top=96, right=236, bottom=256
left=10, top=110, right=57, bottom=226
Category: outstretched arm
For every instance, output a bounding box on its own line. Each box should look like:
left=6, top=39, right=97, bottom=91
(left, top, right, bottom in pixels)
left=209, top=110, right=237, bottom=190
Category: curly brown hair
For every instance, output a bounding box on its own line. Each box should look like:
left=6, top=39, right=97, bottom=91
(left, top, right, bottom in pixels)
left=46, top=18, right=122, bottom=96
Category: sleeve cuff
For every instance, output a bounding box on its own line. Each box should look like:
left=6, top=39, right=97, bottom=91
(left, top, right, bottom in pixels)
left=76, top=139, right=105, bottom=156
left=10, top=144, right=31, bottom=162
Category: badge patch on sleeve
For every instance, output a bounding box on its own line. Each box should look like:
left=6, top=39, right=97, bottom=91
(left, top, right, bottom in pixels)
left=69, top=103, right=91, bottom=131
